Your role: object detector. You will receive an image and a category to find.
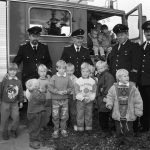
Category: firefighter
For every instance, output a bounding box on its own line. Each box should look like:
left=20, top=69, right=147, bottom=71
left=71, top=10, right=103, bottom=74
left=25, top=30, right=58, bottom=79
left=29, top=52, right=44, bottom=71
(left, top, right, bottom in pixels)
left=61, top=28, right=93, bottom=78
left=138, top=21, right=150, bottom=132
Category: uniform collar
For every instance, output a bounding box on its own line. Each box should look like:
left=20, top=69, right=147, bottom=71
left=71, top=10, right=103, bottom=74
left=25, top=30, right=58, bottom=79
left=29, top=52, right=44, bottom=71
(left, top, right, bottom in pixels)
left=56, top=72, right=66, bottom=77
left=30, top=42, right=38, bottom=49
left=74, top=44, right=81, bottom=52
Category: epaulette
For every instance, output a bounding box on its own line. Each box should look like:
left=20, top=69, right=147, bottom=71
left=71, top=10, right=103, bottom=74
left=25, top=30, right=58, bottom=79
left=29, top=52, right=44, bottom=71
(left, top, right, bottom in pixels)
left=82, top=45, right=88, bottom=49
left=20, top=43, right=27, bottom=46
left=64, top=44, right=72, bottom=47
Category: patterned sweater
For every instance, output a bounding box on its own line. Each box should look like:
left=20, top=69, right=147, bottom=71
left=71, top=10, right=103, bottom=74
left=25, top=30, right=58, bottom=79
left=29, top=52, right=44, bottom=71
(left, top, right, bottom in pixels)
left=75, top=77, right=97, bottom=102
left=0, top=75, right=24, bottom=103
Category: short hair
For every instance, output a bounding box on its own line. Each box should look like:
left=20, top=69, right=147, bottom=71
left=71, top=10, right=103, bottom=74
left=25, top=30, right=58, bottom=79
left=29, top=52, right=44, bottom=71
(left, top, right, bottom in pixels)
left=116, top=69, right=129, bottom=80
left=81, top=62, right=90, bottom=71
left=96, top=60, right=108, bottom=69
left=38, top=64, right=47, bottom=72
left=66, top=63, right=75, bottom=71
left=8, top=63, right=18, bottom=71
left=56, top=60, right=66, bottom=68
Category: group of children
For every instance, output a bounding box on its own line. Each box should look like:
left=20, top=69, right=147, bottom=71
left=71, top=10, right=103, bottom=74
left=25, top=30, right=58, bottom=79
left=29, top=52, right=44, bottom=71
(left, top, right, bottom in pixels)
left=0, top=59, right=143, bottom=149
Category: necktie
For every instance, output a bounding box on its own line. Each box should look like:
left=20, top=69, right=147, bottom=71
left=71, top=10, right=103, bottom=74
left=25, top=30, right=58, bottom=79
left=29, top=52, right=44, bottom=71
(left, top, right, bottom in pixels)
left=144, top=42, right=150, bottom=50
left=76, top=47, right=80, bottom=52
left=33, top=46, right=36, bottom=51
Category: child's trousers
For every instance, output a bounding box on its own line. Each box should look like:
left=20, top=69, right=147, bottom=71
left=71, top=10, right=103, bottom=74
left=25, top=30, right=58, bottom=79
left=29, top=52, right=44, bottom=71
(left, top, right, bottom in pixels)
left=52, top=99, right=69, bottom=131
left=1, top=102, right=19, bottom=133
left=76, top=101, right=93, bottom=131
left=27, top=111, right=46, bottom=142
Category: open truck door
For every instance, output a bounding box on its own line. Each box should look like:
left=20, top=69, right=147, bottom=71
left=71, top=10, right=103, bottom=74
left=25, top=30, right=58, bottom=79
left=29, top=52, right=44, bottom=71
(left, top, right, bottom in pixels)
left=125, top=4, right=143, bottom=44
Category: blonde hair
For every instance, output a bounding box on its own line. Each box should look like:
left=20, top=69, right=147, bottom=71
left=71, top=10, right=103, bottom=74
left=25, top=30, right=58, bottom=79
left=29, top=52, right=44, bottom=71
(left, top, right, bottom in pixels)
left=116, top=69, right=129, bottom=81
left=96, top=60, right=108, bottom=70
left=8, top=63, right=18, bottom=71
left=38, top=64, right=47, bottom=72
left=66, top=63, right=75, bottom=72
left=89, top=65, right=95, bottom=73
left=81, top=62, right=90, bottom=71
left=56, top=60, right=66, bottom=68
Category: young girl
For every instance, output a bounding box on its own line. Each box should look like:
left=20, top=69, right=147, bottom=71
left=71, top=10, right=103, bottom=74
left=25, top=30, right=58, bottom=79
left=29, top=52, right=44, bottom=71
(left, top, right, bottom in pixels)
left=96, top=60, right=115, bottom=135
left=75, top=62, right=97, bottom=131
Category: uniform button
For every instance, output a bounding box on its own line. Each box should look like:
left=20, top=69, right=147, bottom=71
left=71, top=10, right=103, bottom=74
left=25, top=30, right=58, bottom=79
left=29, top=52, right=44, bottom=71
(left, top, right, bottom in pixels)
left=117, top=55, right=119, bottom=57
left=116, top=60, right=118, bottom=62
left=143, top=60, right=145, bottom=62
left=142, top=70, right=144, bottom=72
left=144, top=55, right=145, bottom=57
left=116, top=64, right=118, bottom=66
left=142, top=65, right=144, bottom=67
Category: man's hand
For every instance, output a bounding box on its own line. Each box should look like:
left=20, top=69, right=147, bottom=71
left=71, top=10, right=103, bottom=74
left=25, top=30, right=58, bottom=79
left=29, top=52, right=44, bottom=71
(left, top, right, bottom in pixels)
left=19, top=102, right=23, bottom=108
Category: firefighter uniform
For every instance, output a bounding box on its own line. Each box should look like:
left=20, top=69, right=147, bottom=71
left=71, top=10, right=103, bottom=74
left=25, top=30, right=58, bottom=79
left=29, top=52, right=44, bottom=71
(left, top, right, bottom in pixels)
left=61, top=29, right=93, bottom=78
left=138, top=20, right=150, bottom=131
left=13, top=26, right=52, bottom=89
left=108, top=24, right=141, bottom=83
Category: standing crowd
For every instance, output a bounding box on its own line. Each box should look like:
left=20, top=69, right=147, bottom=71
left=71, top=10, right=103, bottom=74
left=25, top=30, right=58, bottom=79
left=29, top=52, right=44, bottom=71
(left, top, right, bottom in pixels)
left=1, top=20, right=150, bottom=149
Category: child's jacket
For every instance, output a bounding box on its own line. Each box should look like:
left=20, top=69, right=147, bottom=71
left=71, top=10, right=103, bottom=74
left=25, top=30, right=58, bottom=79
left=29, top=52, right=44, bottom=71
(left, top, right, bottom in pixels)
left=105, top=82, right=143, bottom=121
left=96, top=70, right=115, bottom=112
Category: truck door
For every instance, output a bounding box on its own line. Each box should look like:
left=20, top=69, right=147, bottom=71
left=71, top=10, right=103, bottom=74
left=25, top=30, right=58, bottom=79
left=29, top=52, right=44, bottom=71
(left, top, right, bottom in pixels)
left=0, top=1, right=7, bottom=81
left=125, top=4, right=143, bottom=44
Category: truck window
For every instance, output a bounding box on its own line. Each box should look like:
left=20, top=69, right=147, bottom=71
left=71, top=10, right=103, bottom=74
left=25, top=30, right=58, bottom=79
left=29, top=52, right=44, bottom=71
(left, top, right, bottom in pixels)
left=30, top=7, right=71, bottom=37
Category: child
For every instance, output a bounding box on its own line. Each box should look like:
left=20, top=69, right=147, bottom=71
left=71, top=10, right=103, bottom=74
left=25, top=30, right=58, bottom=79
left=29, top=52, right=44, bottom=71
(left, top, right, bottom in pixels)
left=49, top=60, right=73, bottom=138
left=37, top=64, right=51, bottom=129
left=26, top=78, right=46, bottom=149
left=105, top=69, right=143, bottom=146
left=66, top=63, right=78, bottom=131
left=75, top=62, right=97, bottom=131
left=0, top=63, right=24, bottom=140
left=96, top=60, right=115, bottom=135
left=87, top=28, right=105, bottom=59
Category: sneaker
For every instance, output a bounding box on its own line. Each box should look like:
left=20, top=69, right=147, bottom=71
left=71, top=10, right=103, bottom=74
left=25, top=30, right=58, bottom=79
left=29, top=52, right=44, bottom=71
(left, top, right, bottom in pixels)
left=52, top=130, right=59, bottom=138
left=61, top=130, right=68, bottom=137
left=10, top=130, right=18, bottom=138
left=2, top=131, right=9, bottom=140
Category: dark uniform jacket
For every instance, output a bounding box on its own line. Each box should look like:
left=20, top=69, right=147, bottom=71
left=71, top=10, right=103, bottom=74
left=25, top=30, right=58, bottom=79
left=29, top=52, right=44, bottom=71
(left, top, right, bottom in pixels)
left=13, top=41, right=52, bottom=89
left=138, top=42, right=150, bottom=86
left=108, top=40, right=141, bottom=83
left=61, top=44, right=93, bottom=78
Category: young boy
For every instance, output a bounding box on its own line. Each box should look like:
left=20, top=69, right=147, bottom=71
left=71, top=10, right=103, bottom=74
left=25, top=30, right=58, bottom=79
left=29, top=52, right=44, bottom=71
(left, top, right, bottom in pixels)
left=0, top=63, right=24, bottom=140
left=37, top=64, right=51, bottom=129
left=105, top=69, right=143, bottom=146
left=26, top=78, right=46, bottom=149
left=49, top=60, right=73, bottom=138
left=75, top=62, right=97, bottom=131
left=96, top=60, right=115, bottom=135
left=66, top=63, right=78, bottom=131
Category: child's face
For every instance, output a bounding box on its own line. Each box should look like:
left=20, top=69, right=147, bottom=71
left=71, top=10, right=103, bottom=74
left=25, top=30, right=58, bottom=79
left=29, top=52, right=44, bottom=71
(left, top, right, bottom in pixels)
left=97, top=66, right=106, bottom=74
left=81, top=68, right=90, bottom=78
left=57, top=65, right=66, bottom=76
left=66, top=67, right=74, bottom=76
left=8, top=69, right=17, bottom=78
left=38, top=68, right=47, bottom=78
left=91, top=30, right=98, bottom=38
left=119, top=73, right=129, bottom=84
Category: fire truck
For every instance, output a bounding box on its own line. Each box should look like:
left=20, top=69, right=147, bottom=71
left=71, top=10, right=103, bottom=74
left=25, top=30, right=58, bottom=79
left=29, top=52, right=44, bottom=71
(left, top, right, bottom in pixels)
left=0, top=0, right=144, bottom=80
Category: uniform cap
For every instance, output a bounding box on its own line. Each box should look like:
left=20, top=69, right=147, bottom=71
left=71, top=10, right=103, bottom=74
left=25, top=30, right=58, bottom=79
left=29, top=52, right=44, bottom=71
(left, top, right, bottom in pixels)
left=113, top=24, right=128, bottom=34
left=27, top=26, right=42, bottom=34
left=71, top=28, right=85, bottom=37
left=142, top=21, right=150, bottom=30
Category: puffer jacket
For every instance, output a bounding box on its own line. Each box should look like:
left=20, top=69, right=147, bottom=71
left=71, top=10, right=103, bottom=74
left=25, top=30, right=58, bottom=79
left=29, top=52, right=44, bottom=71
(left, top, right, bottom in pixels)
left=105, top=82, right=143, bottom=121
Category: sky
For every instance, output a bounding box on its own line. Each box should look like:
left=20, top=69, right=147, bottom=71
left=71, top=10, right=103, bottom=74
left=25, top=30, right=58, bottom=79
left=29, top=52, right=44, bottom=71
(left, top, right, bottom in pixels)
left=88, top=0, right=150, bottom=20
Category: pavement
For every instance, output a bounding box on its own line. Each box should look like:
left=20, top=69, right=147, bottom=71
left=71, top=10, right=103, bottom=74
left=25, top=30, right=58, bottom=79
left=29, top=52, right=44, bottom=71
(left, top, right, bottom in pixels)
left=0, top=124, right=54, bottom=150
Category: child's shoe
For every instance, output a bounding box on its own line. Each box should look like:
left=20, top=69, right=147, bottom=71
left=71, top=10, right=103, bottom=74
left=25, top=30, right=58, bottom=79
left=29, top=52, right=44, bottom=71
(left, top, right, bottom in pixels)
left=2, top=131, right=9, bottom=140
left=52, top=130, right=59, bottom=138
left=61, top=130, right=68, bottom=137
left=10, top=130, right=18, bottom=138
